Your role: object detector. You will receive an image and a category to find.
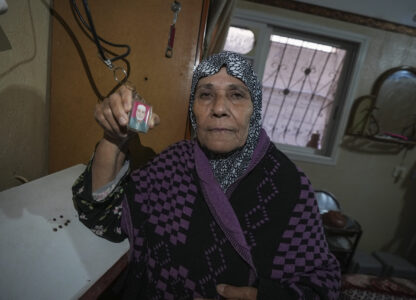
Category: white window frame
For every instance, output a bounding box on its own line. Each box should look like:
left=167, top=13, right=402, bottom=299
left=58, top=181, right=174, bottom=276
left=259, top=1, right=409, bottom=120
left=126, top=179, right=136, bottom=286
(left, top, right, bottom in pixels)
left=229, top=7, right=369, bottom=165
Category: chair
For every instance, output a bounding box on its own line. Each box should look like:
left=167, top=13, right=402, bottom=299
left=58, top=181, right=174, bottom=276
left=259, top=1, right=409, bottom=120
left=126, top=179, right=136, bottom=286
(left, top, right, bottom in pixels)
left=315, top=190, right=362, bottom=273
left=315, top=190, right=341, bottom=213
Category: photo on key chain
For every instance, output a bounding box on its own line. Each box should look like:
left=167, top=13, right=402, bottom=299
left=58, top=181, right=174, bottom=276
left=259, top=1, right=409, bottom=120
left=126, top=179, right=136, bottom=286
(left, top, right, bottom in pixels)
left=128, top=99, right=152, bottom=133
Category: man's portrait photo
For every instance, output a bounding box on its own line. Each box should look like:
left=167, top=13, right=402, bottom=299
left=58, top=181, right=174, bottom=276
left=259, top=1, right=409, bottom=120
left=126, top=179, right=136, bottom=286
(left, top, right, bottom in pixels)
left=128, top=100, right=152, bottom=133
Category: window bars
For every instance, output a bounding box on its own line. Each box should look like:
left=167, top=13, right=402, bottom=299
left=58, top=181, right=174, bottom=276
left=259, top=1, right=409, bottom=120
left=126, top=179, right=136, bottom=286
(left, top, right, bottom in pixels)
left=261, top=35, right=347, bottom=149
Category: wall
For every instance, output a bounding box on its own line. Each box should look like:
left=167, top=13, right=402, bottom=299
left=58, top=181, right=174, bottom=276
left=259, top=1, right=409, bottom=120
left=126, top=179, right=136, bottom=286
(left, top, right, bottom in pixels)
left=239, top=1, right=416, bottom=262
left=0, top=0, right=51, bottom=191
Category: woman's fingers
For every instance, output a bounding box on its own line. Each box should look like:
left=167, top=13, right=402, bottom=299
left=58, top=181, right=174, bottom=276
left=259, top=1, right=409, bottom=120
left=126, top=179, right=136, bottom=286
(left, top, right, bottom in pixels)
left=149, top=113, right=160, bottom=128
left=193, top=285, right=257, bottom=300
left=102, top=96, right=125, bottom=136
left=216, top=284, right=257, bottom=300
left=94, top=102, right=114, bottom=133
left=95, top=92, right=129, bottom=139
left=118, top=85, right=134, bottom=114
left=109, top=93, right=129, bottom=127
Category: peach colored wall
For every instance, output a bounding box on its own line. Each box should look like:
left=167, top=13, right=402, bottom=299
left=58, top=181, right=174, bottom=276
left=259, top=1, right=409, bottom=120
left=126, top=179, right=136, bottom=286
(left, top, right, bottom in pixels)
left=0, top=0, right=51, bottom=191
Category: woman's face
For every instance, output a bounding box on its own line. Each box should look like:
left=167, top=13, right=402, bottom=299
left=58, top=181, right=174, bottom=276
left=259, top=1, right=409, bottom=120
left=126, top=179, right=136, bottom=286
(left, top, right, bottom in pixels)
left=193, top=67, right=253, bottom=153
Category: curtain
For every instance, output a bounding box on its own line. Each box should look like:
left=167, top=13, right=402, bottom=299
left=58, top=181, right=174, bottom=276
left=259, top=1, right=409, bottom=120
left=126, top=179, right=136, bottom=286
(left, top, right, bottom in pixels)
left=203, top=0, right=236, bottom=58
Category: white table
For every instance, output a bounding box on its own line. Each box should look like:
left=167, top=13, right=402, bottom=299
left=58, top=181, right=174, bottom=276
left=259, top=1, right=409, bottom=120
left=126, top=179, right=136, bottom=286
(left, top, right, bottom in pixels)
left=0, top=164, right=130, bottom=300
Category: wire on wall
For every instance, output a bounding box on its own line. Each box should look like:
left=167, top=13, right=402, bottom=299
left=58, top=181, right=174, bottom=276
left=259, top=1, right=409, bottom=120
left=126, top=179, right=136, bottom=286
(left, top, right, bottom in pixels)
left=44, top=0, right=132, bottom=100
left=71, top=0, right=131, bottom=70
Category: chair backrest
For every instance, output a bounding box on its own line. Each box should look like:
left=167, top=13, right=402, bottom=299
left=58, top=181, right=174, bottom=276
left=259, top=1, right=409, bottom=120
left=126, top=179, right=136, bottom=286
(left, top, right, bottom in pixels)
left=315, top=190, right=341, bottom=214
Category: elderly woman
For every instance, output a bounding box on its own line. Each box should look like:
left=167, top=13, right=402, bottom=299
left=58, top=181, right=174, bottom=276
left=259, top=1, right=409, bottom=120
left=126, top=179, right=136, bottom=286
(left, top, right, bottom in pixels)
left=73, top=52, right=340, bottom=299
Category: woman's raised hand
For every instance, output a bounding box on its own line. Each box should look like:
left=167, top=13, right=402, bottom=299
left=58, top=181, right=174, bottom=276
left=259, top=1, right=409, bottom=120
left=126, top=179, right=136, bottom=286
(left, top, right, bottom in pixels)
left=94, top=85, right=160, bottom=145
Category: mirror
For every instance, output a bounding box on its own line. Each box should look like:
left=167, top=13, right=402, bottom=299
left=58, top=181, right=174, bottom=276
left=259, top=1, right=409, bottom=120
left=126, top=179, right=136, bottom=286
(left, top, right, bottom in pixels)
left=373, top=67, right=416, bottom=139
left=347, top=66, right=416, bottom=144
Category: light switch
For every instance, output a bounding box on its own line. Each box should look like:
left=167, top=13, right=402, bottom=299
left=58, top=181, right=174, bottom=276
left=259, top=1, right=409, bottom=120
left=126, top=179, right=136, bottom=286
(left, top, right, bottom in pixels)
left=0, top=25, right=11, bottom=52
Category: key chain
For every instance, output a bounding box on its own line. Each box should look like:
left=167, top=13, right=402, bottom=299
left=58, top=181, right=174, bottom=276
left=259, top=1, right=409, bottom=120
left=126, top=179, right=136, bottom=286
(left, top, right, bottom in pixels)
left=165, top=1, right=181, bottom=58
left=113, top=67, right=153, bottom=133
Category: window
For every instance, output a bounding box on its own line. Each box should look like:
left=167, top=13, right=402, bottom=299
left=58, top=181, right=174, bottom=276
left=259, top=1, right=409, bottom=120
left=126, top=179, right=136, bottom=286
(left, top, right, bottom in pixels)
left=223, top=27, right=255, bottom=55
left=261, top=34, right=347, bottom=151
left=224, top=9, right=368, bottom=164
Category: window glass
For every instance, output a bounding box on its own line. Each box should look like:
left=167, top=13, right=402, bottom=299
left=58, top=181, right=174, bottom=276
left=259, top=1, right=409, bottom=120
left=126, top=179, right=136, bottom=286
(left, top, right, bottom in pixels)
left=223, top=26, right=255, bottom=55
left=262, top=34, right=347, bottom=151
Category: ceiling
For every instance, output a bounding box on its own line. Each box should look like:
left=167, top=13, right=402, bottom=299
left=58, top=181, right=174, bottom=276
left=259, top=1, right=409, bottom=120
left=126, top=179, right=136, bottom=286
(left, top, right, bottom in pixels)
left=294, top=0, right=416, bottom=28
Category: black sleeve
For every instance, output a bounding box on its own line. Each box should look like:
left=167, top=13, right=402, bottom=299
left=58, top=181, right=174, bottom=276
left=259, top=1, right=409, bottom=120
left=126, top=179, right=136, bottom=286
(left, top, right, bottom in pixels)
left=72, top=159, right=130, bottom=242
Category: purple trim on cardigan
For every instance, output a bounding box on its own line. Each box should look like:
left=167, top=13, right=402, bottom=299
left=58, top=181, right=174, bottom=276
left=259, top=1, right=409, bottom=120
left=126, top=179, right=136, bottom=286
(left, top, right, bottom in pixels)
left=194, top=129, right=270, bottom=281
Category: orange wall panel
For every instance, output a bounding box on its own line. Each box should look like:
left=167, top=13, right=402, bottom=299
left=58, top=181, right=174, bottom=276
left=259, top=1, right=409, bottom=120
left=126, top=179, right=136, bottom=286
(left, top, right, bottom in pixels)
left=49, top=0, right=204, bottom=172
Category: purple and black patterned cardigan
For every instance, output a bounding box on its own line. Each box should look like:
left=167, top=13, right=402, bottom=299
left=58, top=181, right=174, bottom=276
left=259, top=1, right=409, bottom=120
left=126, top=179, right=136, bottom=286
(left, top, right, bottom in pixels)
left=73, top=130, right=340, bottom=299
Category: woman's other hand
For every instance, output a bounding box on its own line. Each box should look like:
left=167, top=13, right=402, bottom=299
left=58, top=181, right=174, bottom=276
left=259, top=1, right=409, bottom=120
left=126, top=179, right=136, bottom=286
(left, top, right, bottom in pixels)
left=194, top=284, right=257, bottom=300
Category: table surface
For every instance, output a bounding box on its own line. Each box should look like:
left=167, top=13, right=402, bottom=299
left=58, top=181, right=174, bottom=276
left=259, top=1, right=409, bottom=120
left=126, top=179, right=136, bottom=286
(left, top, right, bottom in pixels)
left=0, top=164, right=129, bottom=300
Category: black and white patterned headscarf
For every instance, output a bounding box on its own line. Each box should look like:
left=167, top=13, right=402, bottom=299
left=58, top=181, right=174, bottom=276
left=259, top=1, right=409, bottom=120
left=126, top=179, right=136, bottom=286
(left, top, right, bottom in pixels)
left=189, top=51, right=262, bottom=191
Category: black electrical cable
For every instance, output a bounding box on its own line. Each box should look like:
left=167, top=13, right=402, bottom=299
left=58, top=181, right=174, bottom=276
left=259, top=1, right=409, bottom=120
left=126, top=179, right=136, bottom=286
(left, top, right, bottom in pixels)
left=71, top=0, right=131, bottom=67
left=80, top=0, right=107, bottom=63
left=72, top=1, right=131, bottom=55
